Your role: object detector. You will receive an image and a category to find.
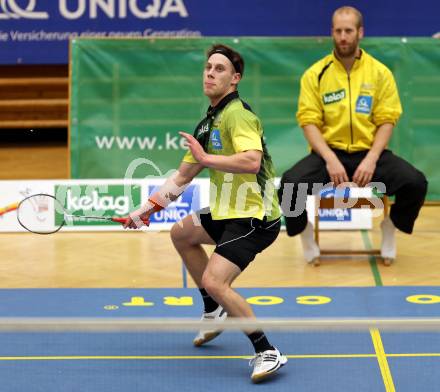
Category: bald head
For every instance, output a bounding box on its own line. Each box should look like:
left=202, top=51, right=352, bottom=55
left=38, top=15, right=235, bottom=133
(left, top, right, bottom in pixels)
left=332, top=6, right=363, bottom=30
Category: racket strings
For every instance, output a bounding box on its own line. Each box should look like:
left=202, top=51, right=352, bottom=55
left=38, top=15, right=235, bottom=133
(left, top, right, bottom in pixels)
left=18, top=194, right=62, bottom=234
left=32, top=195, right=50, bottom=221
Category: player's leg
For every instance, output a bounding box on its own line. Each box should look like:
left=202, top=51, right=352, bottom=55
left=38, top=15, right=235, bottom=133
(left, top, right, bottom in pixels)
left=170, top=209, right=215, bottom=287
left=201, top=252, right=252, bottom=317
left=202, top=252, right=286, bottom=382
left=170, top=208, right=227, bottom=346
left=201, top=218, right=287, bottom=382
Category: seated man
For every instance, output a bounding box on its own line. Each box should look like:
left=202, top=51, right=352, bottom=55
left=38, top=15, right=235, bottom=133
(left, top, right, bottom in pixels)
left=278, top=6, right=428, bottom=263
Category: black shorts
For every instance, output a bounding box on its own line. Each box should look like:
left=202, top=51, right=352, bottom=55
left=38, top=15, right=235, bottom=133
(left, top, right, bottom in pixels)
left=196, top=208, right=281, bottom=271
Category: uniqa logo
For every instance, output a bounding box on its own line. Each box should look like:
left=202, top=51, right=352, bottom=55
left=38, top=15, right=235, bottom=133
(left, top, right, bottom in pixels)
left=0, top=0, right=188, bottom=19
left=0, top=0, right=49, bottom=19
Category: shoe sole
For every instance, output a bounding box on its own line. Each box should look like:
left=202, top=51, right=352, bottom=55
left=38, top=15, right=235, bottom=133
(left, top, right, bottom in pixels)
left=251, top=356, right=288, bottom=383
left=193, top=331, right=222, bottom=347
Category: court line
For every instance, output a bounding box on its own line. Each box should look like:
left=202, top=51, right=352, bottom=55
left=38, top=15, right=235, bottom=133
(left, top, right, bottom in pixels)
left=181, top=261, right=188, bottom=288
left=0, top=355, right=249, bottom=361
left=1, top=352, right=439, bottom=361
left=370, top=328, right=396, bottom=392
left=387, top=353, right=440, bottom=357
left=361, top=230, right=383, bottom=286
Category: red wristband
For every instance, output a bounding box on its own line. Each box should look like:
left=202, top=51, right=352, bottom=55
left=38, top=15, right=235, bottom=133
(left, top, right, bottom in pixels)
left=148, top=198, right=164, bottom=212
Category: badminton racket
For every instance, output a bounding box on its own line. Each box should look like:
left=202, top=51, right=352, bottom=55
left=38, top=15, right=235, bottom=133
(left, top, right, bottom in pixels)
left=17, top=193, right=149, bottom=234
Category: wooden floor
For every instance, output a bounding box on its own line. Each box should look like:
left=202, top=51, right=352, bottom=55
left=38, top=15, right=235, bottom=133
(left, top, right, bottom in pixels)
left=0, top=142, right=68, bottom=180
left=0, top=206, right=438, bottom=288
left=0, top=143, right=438, bottom=288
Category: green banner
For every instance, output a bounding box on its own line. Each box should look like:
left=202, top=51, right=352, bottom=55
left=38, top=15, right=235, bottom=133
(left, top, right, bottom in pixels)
left=70, top=37, right=440, bottom=200
left=54, top=184, right=141, bottom=226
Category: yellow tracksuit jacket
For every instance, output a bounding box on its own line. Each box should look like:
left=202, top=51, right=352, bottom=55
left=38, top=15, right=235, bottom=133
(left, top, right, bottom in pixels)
left=296, top=49, right=402, bottom=152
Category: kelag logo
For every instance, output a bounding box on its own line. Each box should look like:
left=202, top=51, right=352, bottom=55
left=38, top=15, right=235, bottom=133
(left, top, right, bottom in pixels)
left=318, top=187, right=351, bottom=222
left=322, top=89, right=345, bottom=105
left=148, top=184, right=200, bottom=224
left=54, top=184, right=141, bottom=226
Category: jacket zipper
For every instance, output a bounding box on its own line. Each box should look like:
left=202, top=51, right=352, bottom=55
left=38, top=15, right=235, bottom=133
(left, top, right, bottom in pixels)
left=347, top=74, right=353, bottom=151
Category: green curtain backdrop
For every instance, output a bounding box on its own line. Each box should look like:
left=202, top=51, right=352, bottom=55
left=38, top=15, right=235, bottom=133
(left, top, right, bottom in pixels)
left=70, top=37, right=440, bottom=200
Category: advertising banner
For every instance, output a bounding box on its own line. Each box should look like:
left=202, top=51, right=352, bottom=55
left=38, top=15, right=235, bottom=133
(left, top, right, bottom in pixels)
left=0, top=179, right=373, bottom=233
left=0, top=179, right=209, bottom=232
left=306, top=187, right=374, bottom=230
left=54, top=184, right=142, bottom=228
left=70, top=37, right=440, bottom=199
left=1, top=0, right=439, bottom=64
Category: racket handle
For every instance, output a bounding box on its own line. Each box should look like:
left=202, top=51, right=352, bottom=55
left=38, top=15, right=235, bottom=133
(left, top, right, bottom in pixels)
left=112, top=217, right=150, bottom=226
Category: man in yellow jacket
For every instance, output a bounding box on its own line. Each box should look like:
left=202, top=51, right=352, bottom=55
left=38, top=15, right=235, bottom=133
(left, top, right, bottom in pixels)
left=278, top=6, right=427, bottom=263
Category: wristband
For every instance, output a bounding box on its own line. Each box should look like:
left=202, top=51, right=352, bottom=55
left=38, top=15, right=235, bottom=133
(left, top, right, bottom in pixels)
left=148, top=171, right=189, bottom=208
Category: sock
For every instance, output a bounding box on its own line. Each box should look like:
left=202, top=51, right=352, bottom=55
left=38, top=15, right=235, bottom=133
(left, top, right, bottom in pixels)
left=246, top=331, right=274, bottom=353
left=300, top=221, right=320, bottom=262
left=199, top=288, right=219, bottom=313
left=381, top=216, right=396, bottom=258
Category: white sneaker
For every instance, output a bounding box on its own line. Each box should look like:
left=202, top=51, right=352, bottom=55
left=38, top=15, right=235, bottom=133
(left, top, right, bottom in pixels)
left=381, top=216, right=396, bottom=260
left=249, top=347, right=287, bottom=383
left=300, top=221, right=320, bottom=263
left=193, top=305, right=227, bottom=347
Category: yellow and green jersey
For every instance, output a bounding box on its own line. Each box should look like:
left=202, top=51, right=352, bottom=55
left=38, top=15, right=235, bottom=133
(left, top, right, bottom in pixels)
left=183, top=98, right=280, bottom=221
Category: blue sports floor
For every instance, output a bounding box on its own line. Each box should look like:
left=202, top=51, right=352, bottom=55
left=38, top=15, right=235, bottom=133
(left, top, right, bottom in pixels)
left=1, top=287, right=439, bottom=391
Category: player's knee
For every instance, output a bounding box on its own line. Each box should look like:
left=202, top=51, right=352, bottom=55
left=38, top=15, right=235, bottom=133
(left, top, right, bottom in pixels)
left=201, top=271, right=214, bottom=293
left=201, top=272, right=222, bottom=300
left=170, top=222, right=189, bottom=245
